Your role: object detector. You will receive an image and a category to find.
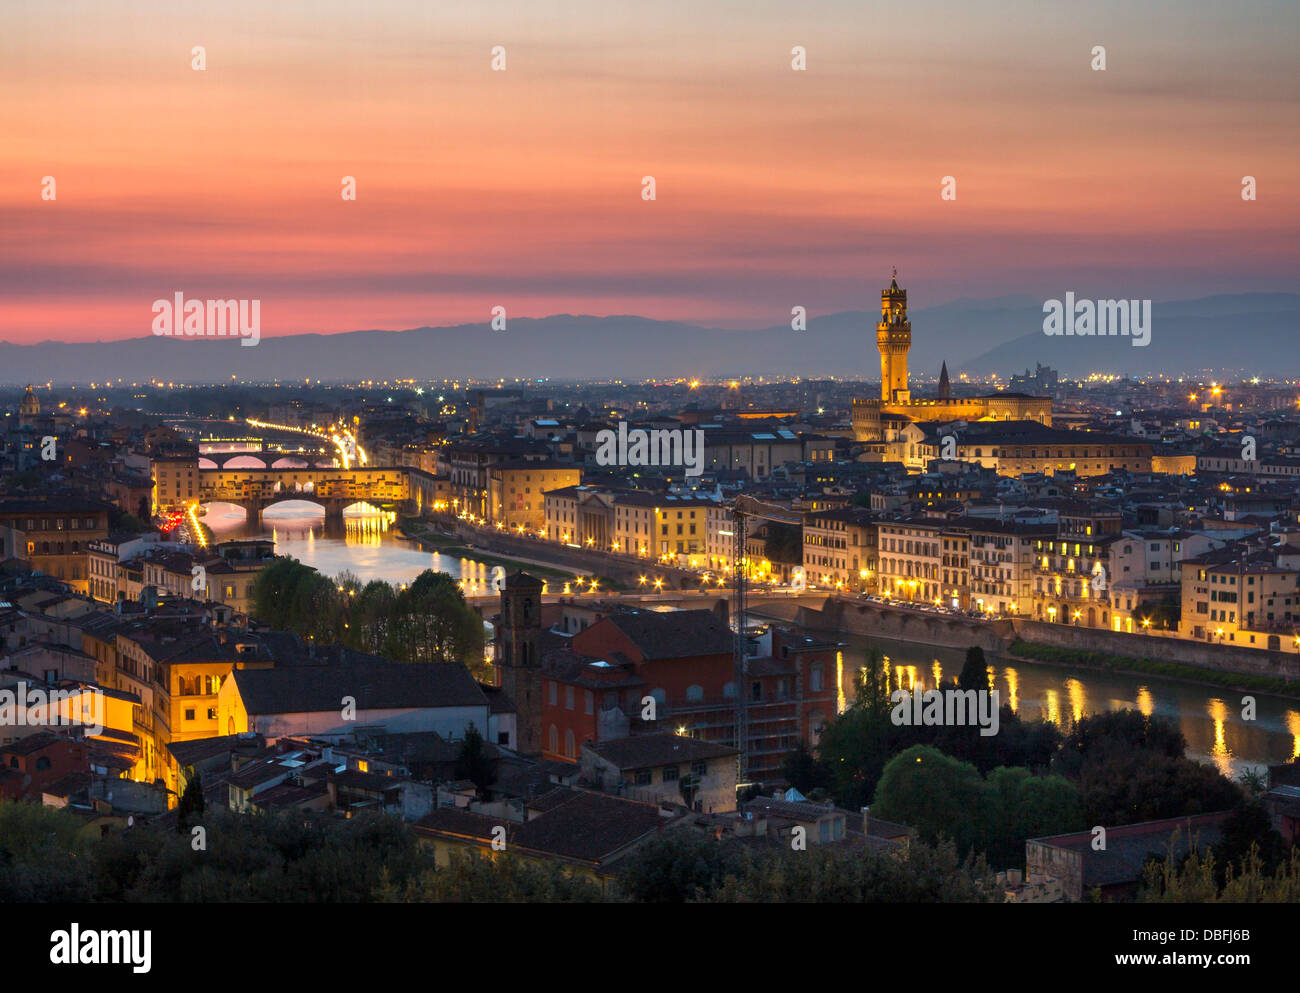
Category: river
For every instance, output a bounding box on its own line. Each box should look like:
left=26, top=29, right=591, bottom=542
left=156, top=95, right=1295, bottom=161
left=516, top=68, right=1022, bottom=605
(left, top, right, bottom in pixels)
left=829, top=633, right=1300, bottom=780
left=201, top=500, right=505, bottom=594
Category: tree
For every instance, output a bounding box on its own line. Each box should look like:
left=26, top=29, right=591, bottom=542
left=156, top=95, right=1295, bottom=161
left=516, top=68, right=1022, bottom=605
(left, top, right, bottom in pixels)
left=705, top=837, right=998, bottom=903
left=816, top=651, right=907, bottom=808
left=176, top=767, right=205, bottom=833
left=956, top=646, right=988, bottom=692
left=1141, top=843, right=1300, bottom=903
left=1052, top=710, right=1186, bottom=779
left=453, top=724, right=493, bottom=794
left=1077, top=749, right=1241, bottom=826
left=871, top=746, right=985, bottom=853
left=871, top=748, right=1085, bottom=866
left=1216, top=798, right=1288, bottom=872
left=780, top=741, right=829, bottom=795
left=616, top=831, right=751, bottom=903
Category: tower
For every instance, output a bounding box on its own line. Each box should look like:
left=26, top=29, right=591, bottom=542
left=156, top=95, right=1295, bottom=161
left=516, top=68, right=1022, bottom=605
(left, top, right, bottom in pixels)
left=877, top=271, right=911, bottom=405
left=495, top=571, right=544, bottom=756
left=18, top=385, right=39, bottom=427
left=938, top=360, right=951, bottom=401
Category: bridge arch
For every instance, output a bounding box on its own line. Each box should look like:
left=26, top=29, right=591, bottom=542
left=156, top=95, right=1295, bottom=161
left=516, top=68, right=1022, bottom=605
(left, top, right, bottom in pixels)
left=217, top=454, right=269, bottom=470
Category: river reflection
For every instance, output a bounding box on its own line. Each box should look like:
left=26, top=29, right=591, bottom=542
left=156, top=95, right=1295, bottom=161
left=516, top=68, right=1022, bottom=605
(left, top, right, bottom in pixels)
left=834, top=634, right=1300, bottom=780
left=201, top=501, right=506, bottom=594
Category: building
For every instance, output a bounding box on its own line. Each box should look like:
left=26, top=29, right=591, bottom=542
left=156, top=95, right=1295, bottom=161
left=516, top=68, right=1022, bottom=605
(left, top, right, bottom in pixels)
left=0, top=731, right=89, bottom=801
left=131, top=539, right=275, bottom=615
left=486, top=460, right=581, bottom=534
left=1026, top=812, right=1229, bottom=902
left=0, top=498, right=112, bottom=594
left=219, top=660, right=490, bottom=745
left=543, top=486, right=723, bottom=566
left=581, top=732, right=738, bottom=812
left=802, top=507, right=877, bottom=593
left=852, top=274, right=1053, bottom=447
left=413, top=787, right=677, bottom=895
left=1030, top=506, right=1124, bottom=628
left=512, top=591, right=842, bottom=780
left=150, top=452, right=200, bottom=513
left=87, top=533, right=168, bottom=604
left=925, top=421, right=1156, bottom=478
left=1179, top=548, right=1300, bottom=649
left=495, top=572, right=545, bottom=757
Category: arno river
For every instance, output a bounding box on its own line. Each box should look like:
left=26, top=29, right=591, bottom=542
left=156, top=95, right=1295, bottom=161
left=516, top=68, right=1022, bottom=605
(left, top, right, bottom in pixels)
left=827, top=633, right=1300, bottom=780
left=205, top=500, right=1300, bottom=780
left=202, top=501, right=505, bottom=594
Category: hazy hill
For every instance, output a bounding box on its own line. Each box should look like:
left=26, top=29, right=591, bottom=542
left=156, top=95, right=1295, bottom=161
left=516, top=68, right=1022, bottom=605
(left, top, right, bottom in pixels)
left=1, top=293, right=1294, bottom=384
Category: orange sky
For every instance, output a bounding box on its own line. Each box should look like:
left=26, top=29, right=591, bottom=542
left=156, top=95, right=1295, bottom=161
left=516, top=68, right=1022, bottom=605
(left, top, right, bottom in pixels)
left=2, top=0, right=1296, bottom=342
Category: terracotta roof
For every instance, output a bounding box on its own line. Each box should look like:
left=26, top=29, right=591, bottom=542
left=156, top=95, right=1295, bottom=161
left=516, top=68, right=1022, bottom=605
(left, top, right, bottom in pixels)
left=586, top=733, right=737, bottom=770
left=231, top=661, right=488, bottom=715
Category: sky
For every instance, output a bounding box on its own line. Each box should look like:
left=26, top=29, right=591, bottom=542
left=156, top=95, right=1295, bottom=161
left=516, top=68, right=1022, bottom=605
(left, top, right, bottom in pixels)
left=1, top=0, right=1297, bottom=344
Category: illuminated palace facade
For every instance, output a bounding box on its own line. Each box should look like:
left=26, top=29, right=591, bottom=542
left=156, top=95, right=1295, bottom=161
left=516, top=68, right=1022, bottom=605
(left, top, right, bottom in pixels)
left=851, top=274, right=1053, bottom=443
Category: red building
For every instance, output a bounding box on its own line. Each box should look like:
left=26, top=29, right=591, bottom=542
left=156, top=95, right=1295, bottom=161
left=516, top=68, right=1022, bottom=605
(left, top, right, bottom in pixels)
left=0, top=731, right=91, bottom=801
left=533, top=605, right=842, bottom=781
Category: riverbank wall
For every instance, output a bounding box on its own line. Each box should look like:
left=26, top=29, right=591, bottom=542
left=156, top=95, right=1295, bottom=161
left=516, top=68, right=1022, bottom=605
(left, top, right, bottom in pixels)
left=789, top=597, right=1300, bottom=682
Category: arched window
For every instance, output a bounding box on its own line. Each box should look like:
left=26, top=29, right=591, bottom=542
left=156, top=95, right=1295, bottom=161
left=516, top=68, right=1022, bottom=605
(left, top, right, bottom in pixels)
left=548, top=725, right=559, bottom=754
left=36, top=756, right=51, bottom=771
left=650, top=688, right=667, bottom=708
left=685, top=685, right=704, bottom=702
left=722, top=681, right=737, bottom=699
left=564, top=729, right=576, bottom=758
left=810, top=663, right=824, bottom=692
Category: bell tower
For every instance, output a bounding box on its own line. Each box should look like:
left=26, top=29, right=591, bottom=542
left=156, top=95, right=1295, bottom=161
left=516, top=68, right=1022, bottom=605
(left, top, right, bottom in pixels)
left=495, top=571, right=544, bottom=756
left=877, top=270, right=911, bottom=405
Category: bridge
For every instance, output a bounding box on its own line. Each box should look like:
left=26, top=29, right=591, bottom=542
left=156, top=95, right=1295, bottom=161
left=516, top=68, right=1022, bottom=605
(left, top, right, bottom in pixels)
left=198, top=449, right=339, bottom=470
left=199, top=465, right=415, bottom=522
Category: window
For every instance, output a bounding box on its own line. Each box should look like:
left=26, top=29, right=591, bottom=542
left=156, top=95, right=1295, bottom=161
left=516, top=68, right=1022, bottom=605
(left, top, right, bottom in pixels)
left=685, top=684, right=703, bottom=702
left=810, top=663, right=824, bottom=692
left=662, top=764, right=679, bottom=782
left=184, top=708, right=195, bottom=721
left=565, top=685, right=574, bottom=710
left=635, top=769, right=652, bottom=786
left=548, top=681, right=557, bottom=705
left=549, top=725, right=559, bottom=753
left=691, top=760, right=707, bottom=777
left=36, top=756, right=51, bottom=771
left=584, top=690, right=593, bottom=714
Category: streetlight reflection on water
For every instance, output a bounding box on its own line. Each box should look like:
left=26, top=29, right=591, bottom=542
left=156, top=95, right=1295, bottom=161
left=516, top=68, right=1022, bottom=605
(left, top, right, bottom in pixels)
left=848, top=648, right=1300, bottom=779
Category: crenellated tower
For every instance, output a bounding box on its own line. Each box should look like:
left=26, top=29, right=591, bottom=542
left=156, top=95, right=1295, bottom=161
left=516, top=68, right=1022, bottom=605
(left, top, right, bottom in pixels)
left=877, top=271, right=911, bottom=404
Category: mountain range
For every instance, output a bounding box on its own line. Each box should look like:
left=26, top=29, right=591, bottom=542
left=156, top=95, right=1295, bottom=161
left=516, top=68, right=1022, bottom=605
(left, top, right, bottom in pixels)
left=1, top=293, right=1295, bottom=385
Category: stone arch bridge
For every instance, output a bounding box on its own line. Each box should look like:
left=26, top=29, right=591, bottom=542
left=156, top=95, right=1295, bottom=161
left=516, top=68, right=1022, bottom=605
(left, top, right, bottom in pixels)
left=198, top=465, right=442, bottom=522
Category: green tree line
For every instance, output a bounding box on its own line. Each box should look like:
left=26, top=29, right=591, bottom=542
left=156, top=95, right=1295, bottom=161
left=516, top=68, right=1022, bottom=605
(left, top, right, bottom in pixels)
left=250, top=558, right=488, bottom=679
